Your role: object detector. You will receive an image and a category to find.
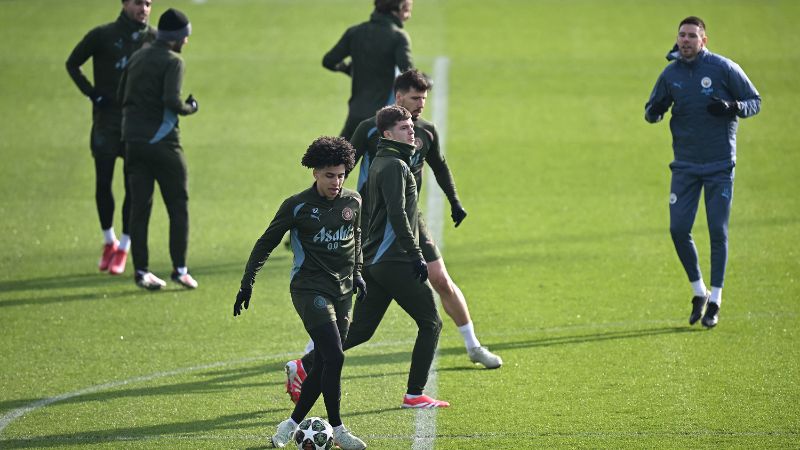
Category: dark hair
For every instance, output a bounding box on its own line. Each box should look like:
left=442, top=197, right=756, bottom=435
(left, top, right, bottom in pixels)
left=301, top=136, right=356, bottom=172
left=679, top=16, right=706, bottom=31
left=375, top=0, right=405, bottom=14
left=394, top=69, right=432, bottom=94
left=376, top=105, right=412, bottom=134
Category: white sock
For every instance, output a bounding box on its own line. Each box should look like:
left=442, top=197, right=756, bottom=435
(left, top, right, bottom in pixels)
left=691, top=279, right=707, bottom=297
left=458, top=322, right=481, bottom=350
left=303, top=339, right=315, bottom=354
left=405, top=393, right=421, bottom=399
left=709, top=286, right=722, bottom=305
left=176, top=266, right=188, bottom=275
left=118, top=234, right=131, bottom=251
left=287, top=417, right=298, bottom=427
left=102, top=228, right=116, bottom=245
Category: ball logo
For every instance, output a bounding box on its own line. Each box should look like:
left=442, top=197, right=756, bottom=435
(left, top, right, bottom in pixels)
left=342, top=207, right=353, bottom=221
left=313, top=296, right=328, bottom=310
left=701, top=77, right=712, bottom=88
left=670, top=193, right=677, bottom=205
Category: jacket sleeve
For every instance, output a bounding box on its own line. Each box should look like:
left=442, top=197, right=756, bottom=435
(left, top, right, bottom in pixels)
left=162, top=57, right=195, bottom=115
left=322, top=29, right=352, bottom=74
left=644, top=71, right=672, bottom=123
left=423, top=126, right=460, bottom=206
left=240, top=199, right=295, bottom=289
left=728, top=63, right=761, bottom=119
left=353, top=197, right=363, bottom=278
left=395, top=30, right=413, bottom=72
left=66, top=28, right=99, bottom=98
left=380, top=162, right=423, bottom=260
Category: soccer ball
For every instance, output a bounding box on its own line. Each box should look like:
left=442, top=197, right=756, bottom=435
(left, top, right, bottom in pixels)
left=293, top=416, right=334, bottom=450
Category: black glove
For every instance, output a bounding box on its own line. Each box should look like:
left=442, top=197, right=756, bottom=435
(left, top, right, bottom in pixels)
left=185, top=94, right=198, bottom=113
left=707, top=96, right=738, bottom=117
left=234, top=286, right=252, bottom=316
left=451, top=202, right=467, bottom=227
left=353, top=274, right=367, bottom=302
left=648, top=101, right=669, bottom=116
left=412, top=258, right=428, bottom=283
left=89, top=91, right=112, bottom=109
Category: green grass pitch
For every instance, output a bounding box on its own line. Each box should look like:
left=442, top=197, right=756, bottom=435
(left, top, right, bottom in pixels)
left=1, top=0, right=799, bottom=448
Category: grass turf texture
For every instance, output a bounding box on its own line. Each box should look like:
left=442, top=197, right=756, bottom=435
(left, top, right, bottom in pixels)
left=1, top=0, right=799, bottom=448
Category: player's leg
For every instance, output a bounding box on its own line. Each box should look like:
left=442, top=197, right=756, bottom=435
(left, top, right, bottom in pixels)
left=701, top=166, right=735, bottom=328
left=152, top=143, right=196, bottom=289
left=371, top=261, right=448, bottom=407
left=341, top=265, right=393, bottom=351
left=669, top=163, right=707, bottom=323
left=126, top=143, right=164, bottom=289
left=419, top=214, right=501, bottom=368
left=109, top=143, right=131, bottom=275
left=93, top=155, right=119, bottom=271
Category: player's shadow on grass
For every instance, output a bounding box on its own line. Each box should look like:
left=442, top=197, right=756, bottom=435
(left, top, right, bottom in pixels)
left=0, top=409, right=277, bottom=449
left=454, top=326, right=701, bottom=356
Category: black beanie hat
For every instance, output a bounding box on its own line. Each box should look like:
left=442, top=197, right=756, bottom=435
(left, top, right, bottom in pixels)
left=157, top=8, right=191, bottom=41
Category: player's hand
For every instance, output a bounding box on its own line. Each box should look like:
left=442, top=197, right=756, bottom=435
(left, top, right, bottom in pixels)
left=90, top=91, right=112, bottom=109
left=335, top=61, right=352, bottom=76
left=234, top=286, right=252, bottom=316
left=185, top=94, right=198, bottom=113
left=411, top=258, right=428, bottom=283
left=451, top=202, right=467, bottom=227
left=648, top=101, right=669, bottom=116
left=707, top=96, right=738, bottom=117
left=353, top=274, right=367, bottom=302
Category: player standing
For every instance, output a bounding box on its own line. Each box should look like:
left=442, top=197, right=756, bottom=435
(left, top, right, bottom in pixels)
left=234, top=137, right=367, bottom=449
left=66, top=0, right=156, bottom=275
left=323, top=0, right=414, bottom=139
left=644, top=16, right=760, bottom=327
left=119, top=8, right=199, bottom=290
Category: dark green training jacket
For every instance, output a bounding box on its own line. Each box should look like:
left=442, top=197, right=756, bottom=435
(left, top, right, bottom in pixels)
left=323, top=11, right=413, bottom=120
left=120, top=40, right=195, bottom=145
left=363, top=138, right=422, bottom=266
left=66, top=11, right=156, bottom=128
left=241, top=185, right=363, bottom=297
left=350, top=116, right=460, bottom=205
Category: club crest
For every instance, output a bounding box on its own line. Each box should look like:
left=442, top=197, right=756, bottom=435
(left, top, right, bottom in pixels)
left=701, top=77, right=712, bottom=88
left=342, top=207, right=354, bottom=221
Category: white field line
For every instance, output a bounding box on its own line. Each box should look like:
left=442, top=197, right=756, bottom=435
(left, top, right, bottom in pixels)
left=412, top=55, right=450, bottom=450
left=0, top=312, right=784, bottom=438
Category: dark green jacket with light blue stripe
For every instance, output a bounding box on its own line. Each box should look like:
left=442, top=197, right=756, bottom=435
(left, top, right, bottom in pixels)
left=241, top=185, right=363, bottom=297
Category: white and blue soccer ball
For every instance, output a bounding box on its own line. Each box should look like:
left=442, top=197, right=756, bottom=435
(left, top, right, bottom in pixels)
left=293, top=416, right=334, bottom=450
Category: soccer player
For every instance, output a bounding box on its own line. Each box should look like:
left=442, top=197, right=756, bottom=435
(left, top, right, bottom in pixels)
left=66, top=0, right=156, bottom=275
left=287, top=69, right=501, bottom=382
left=323, top=0, right=414, bottom=140
left=644, top=16, right=760, bottom=328
left=234, top=137, right=367, bottom=450
left=119, top=8, right=199, bottom=290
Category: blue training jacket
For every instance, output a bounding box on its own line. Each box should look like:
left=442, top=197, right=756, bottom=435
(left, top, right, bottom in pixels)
left=645, top=48, right=761, bottom=164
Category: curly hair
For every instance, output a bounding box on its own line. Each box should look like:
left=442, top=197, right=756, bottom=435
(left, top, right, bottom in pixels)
left=301, top=136, right=356, bottom=172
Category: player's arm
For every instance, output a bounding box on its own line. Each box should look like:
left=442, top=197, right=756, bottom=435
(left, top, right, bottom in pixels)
left=322, top=29, right=352, bottom=75
left=239, top=198, right=295, bottom=290
left=644, top=73, right=672, bottom=123
left=163, top=58, right=197, bottom=115
left=349, top=119, right=373, bottom=191
left=353, top=197, right=364, bottom=278
left=381, top=163, right=423, bottom=260
left=66, top=29, right=102, bottom=101
left=394, top=31, right=413, bottom=72
left=425, top=127, right=467, bottom=226
left=728, top=64, right=761, bottom=118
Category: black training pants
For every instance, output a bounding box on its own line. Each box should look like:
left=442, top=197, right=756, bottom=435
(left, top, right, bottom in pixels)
left=125, top=140, right=189, bottom=272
